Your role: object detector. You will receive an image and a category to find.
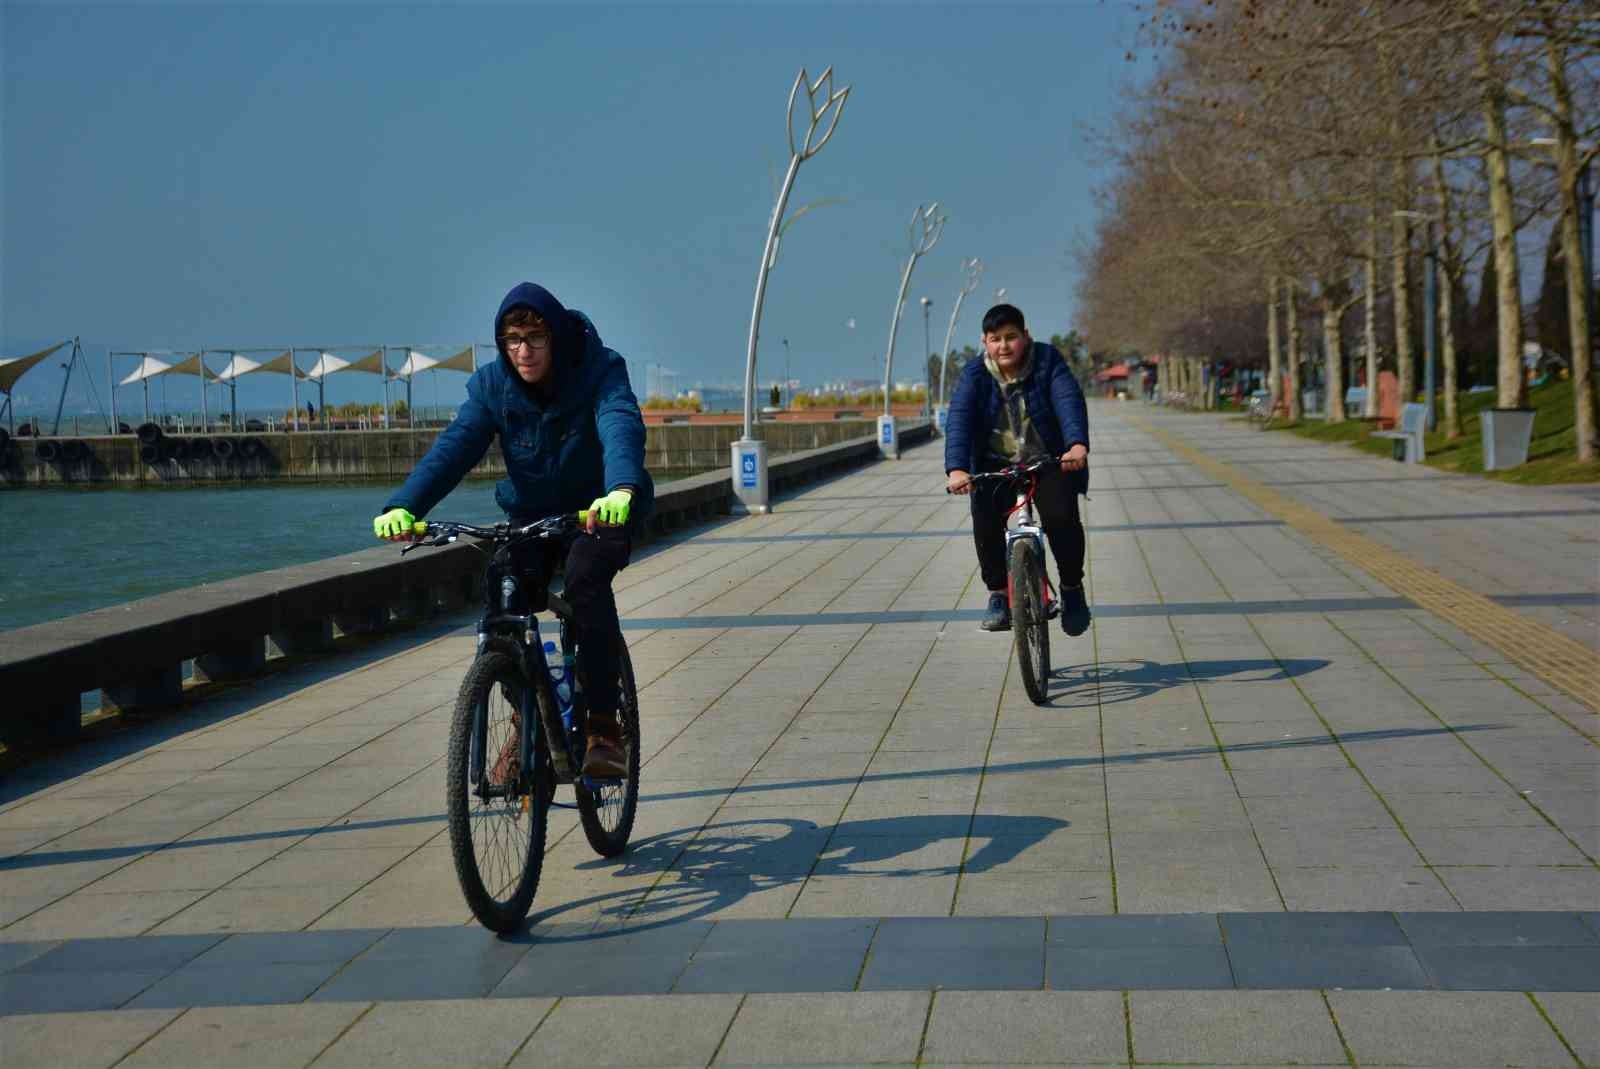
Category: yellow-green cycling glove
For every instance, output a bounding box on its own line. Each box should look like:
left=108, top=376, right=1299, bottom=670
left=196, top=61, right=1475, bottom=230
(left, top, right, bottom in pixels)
left=587, top=489, right=632, bottom=527
left=374, top=507, right=417, bottom=540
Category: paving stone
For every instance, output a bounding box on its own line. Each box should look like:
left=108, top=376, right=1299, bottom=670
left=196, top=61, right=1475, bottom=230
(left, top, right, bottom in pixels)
left=1329, top=990, right=1574, bottom=1068
left=1128, top=990, right=1347, bottom=1065
left=0, top=939, right=61, bottom=972
left=14, top=932, right=224, bottom=974
left=0, top=969, right=168, bottom=1014
left=187, top=926, right=390, bottom=966
left=922, top=990, right=1128, bottom=1065
left=1048, top=914, right=1222, bottom=946
left=315, top=996, right=553, bottom=1068
left=126, top=961, right=343, bottom=1008
left=1227, top=942, right=1431, bottom=990
left=715, top=990, right=930, bottom=1065
left=1416, top=945, right=1600, bottom=990
left=1049, top=945, right=1234, bottom=989
left=0, top=1007, right=182, bottom=1068
left=113, top=1002, right=369, bottom=1068
left=1397, top=910, right=1598, bottom=947
left=1220, top=910, right=1408, bottom=946
left=1534, top=992, right=1600, bottom=1066
left=512, top=993, right=741, bottom=1067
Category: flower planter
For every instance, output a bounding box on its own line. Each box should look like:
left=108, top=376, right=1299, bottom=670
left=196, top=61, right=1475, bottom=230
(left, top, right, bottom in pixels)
left=1480, top=408, right=1535, bottom=471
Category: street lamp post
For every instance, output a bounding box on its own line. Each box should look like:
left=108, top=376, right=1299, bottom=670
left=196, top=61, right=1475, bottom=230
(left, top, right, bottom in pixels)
left=936, top=258, right=983, bottom=433
left=734, top=66, right=850, bottom=515
left=880, top=202, right=946, bottom=458
left=782, top=338, right=791, bottom=410
left=919, top=297, right=932, bottom=418
left=1395, top=210, right=1438, bottom=432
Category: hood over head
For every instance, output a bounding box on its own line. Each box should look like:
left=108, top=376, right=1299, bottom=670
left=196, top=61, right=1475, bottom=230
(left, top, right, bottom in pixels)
left=494, top=282, right=586, bottom=385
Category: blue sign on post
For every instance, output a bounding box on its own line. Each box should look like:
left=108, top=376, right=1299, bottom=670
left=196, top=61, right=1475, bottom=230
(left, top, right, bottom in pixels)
left=880, top=421, right=893, bottom=444
left=739, top=452, right=757, bottom=488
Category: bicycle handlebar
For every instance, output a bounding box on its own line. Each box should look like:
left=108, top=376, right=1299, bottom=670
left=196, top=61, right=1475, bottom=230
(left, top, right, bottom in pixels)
left=398, top=512, right=589, bottom=554
left=946, top=458, right=1052, bottom=494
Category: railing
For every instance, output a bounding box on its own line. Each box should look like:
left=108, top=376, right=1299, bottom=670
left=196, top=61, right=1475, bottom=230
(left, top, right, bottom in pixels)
left=0, top=423, right=932, bottom=746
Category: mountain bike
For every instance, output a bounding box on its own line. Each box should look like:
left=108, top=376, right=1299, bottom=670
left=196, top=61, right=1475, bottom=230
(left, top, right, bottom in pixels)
left=958, top=459, right=1057, bottom=705
left=401, top=515, right=641, bottom=932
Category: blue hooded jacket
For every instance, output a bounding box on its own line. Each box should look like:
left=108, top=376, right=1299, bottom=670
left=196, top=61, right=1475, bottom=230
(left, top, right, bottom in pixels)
left=386, top=282, right=654, bottom=523
left=943, top=340, right=1090, bottom=490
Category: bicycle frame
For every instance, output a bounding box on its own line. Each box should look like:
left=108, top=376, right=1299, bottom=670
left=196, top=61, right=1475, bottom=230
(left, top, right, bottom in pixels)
left=997, top=467, right=1057, bottom=618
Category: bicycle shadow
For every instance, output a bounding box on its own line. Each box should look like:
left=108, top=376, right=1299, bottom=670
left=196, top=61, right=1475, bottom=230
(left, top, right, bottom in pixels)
left=525, top=811, right=1070, bottom=940
left=1038, top=657, right=1329, bottom=710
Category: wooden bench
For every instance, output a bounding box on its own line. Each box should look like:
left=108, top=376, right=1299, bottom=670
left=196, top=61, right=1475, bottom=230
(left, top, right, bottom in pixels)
left=1372, top=402, right=1427, bottom=463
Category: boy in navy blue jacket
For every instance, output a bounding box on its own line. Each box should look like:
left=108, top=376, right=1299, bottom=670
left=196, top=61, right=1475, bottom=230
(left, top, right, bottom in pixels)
left=944, top=304, right=1091, bottom=635
left=374, top=282, right=653, bottom=777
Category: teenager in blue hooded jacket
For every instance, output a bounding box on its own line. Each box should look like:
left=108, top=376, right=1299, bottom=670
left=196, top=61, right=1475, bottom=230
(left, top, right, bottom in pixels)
left=945, top=304, right=1091, bottom=635
left=373, top=282, right=654, bottom=778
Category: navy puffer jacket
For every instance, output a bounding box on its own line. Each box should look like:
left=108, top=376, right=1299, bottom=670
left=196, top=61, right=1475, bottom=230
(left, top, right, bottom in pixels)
left=386, top=282, right=654, bottom=523
left=943, top=341, right=1090, bottom=491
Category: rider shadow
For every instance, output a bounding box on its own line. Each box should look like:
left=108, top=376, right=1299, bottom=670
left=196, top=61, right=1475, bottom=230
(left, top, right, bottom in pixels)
left=1039, top=657, right=1329, bottom=710
left=526, top=811, right=1070, bottom=939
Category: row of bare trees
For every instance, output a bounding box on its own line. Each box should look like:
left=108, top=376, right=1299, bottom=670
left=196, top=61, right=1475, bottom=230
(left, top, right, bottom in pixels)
left=1076, top=0, right=1599, bottom=460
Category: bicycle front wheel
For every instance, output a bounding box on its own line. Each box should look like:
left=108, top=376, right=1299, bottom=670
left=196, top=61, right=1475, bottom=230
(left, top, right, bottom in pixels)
left=575, top=637, right=641, bottom=857
left=1010, top=539, right=1051, bottom=705
left=446, top=649, right=549, bottom=933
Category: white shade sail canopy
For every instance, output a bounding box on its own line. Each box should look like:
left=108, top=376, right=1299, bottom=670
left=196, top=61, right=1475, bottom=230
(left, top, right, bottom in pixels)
left=395, top=351, right=438, bottom=379
left=117, top=356, right=176, bottom=386
left=303, top=352, right=355, bottom=381
left=0, top=340, right=71, bottom=394
left=166, top=353, right=221, bottom=381
left=216, top=350, right=304, bottom=382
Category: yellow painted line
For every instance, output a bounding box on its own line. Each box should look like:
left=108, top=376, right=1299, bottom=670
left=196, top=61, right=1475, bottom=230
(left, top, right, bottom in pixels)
left=1125, top=414, right=1600, bottom=712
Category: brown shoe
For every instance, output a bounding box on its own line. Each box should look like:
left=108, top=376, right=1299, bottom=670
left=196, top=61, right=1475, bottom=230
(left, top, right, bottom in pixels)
left=489, top=713, right=521, bottom=787
left=581, top=712, right=628, bottom=779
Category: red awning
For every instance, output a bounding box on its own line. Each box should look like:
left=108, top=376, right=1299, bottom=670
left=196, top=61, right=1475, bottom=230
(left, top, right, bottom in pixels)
left=1095, top=365, right=1131, bottom=381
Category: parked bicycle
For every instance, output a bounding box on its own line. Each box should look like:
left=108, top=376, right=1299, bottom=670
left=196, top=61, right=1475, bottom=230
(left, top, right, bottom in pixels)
left=400, top=514, right=641, bottom=932
left=951, top=458, right=1057, bottom=704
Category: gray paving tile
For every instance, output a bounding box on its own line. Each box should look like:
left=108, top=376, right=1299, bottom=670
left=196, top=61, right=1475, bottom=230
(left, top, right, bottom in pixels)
left=0, top=969, right=167, bottom=1014
left=309, top=950, right=525, bottom=1002
left=1330, top=990, right=1575, bottom=1068
left=188, top=927, right=391, bottom=966
left=1416, top=945, right=1600, bottom=990
left=697, top=916, right=876, bottom=954
left=124, top=961, right=341, bottom=1007
left=359, top=924, right=536, bottom=960
left=859, top=946, right=1045, bottom=991
left=492, top=936, right=705, bottom=998
left=1219, top=910, right=1408, bottom=946
left=2, top=1007, right=183, bottom=1068
left=512, top=993, right=741, bottom=1068
left=1227, top=942, right=1431, bottom=989
left=1129, top=989, right=1348, bottom=1065
left=1534, top=992, right=1600, bottom=1066
left=0, top=940, right=61, bottom=972
left=315, top=996, right=551, bottom=1068
left=873, top=915, right=1045, bottom=953
left=1047, top=914, right=1221, bottom=946
left=675, top=948, right=865, bottom=993
left=1397, top=909, right=1599, bottom=946
left=14, top=932, right=224, bottom=974
left=715, top=990, right=930, bottom=1065
left=113, top=1003, right=368, bottom=1069
left=922, top=990, right=1128, bottom=1065
left=1048, top=945, right=1234, bottom=989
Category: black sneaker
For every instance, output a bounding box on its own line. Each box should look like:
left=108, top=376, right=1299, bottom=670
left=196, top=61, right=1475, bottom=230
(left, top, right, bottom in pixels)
left=1060, top=586, right=1091, bottom=637
left=980, top=591, right=1011, bottom=631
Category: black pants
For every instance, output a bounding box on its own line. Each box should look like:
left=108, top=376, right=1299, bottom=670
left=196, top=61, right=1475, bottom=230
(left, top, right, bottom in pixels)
left=971, top=467, right=1085, bottom=593
left=518, top=525, right=632, bottom=716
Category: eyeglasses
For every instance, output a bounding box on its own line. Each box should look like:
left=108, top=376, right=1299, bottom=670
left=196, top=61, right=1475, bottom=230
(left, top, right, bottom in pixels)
left=499, top=332, right=552, bottom=351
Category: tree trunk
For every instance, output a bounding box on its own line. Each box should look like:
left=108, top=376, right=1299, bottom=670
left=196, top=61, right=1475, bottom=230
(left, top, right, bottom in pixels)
left=1286, top=278, right=1303, bottom=423
left=1431, top=136, right=1462, bottom=439
left=1475, top=10, right=1527, bottom=410
left=1324, top=288, right=1347, bottom=424
left=1546, top=33, right=1595, bottom=461
left=1392, top=179, right=1415, bottom=404
left=1364, top=197, right=1380, bottom=417
left=1267, top=274, right=1282, bottom=418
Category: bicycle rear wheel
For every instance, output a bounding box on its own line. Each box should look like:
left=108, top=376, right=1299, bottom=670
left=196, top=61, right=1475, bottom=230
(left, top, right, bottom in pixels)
left=446, top=649, right=549, bottom=932
left=1010, top=539, right=1051, bottom=704
left=575, top=637, right=641, bottom=857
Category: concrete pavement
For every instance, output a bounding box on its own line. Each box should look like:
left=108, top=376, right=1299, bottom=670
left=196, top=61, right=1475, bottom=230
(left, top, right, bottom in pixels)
left=2, top=401, right=1596, bottom=1066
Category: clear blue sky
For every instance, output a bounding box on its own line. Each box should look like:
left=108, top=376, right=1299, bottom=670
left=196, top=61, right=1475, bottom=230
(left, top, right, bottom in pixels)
left=3, top=0, right=1149, bottom=420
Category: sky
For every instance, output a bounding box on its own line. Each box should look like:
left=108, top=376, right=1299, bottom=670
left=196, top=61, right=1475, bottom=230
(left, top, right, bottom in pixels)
left=2, top=0, right=1152, bottom=420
